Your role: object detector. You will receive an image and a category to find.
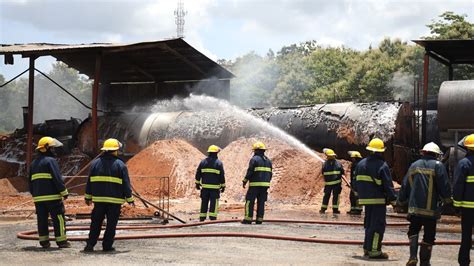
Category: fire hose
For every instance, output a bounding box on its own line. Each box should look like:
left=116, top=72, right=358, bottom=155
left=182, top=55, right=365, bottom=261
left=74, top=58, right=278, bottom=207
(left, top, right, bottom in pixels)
left=16, top=219, right=461, bottom=245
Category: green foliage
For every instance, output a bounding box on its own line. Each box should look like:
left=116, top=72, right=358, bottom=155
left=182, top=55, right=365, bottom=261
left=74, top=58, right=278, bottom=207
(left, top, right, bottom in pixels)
left=222, top=12, right=473, bottom=107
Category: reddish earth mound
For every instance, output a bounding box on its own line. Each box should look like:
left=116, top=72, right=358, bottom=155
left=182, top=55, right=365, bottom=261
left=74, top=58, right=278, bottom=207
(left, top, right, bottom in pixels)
left=127, top=139, right=205, bottom=199
left=219, top=137, right=351, bottom=206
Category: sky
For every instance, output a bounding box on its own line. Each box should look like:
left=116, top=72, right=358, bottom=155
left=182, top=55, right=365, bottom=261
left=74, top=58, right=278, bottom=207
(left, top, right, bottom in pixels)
left=0, top=0, right=473, bottom=80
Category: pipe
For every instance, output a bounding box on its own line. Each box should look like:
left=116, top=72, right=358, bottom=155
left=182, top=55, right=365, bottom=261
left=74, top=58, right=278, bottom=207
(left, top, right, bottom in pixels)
left=17, top=219, right=460, bottom=245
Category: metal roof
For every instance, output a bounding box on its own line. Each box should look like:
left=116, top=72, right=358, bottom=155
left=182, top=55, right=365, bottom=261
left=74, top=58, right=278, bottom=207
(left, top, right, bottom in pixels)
left=0, top=38, right=234, bottom=82
left=413, top=39, right=474, bottom=65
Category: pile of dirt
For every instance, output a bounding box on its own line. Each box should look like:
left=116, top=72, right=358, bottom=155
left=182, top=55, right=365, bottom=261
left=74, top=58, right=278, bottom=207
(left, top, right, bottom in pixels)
left=127, top=139, right=205, bottom=199
left=219, top=137, right=351, bottom=207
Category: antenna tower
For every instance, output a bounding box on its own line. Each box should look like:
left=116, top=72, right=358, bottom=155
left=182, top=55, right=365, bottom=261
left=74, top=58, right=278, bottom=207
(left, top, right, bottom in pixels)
left=174, top=0, right=187, bottom=38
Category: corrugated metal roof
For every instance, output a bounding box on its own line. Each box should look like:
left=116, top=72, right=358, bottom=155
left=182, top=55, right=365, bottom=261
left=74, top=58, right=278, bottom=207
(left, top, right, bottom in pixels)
left=413, top=39, right=474, bottom=65
left=0, top=38, right=234, bottom=82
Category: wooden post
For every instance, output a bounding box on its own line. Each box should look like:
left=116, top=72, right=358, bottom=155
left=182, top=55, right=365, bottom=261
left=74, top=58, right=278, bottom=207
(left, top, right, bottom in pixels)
left=26, top=57, right=36, bottom=172
left=92, top=54, right=102, bottom=155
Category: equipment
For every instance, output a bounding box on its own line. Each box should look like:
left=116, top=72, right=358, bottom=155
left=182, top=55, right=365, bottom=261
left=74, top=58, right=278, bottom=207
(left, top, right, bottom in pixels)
left=252, top=142, right=266, bottom=150
left=100, top=138, right=122, bottom=151
left=207, top=145, right=221, bottom=153
left=36, top=136, right=63, bottom=152
left=323, top=148, right=336, bottom=157
left=421, top=142, right=443, bottom=155
left=366, top=138, right=385, bottom=152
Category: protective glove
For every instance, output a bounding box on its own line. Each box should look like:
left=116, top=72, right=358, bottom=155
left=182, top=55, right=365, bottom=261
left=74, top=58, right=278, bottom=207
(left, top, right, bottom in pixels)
left=242, top=181, right=247, bottom=189
left=220, top=187, right=225, bottom=193
left=62, top=194, right=68, bottom=200
left=128, top=202, right=136, bottom=207
left=195, top=184, right=201, bottom=190
left=85, top=199, right=92, bottom=206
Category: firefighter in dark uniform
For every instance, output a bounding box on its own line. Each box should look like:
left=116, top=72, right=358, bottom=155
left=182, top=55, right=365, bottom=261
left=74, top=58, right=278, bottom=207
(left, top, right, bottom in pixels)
left=354, top=138, right=397, bottom=259
left=347, top=151, right=363, bottom=215
left=195, top=145, right=225, bottom=221
left=453, top=134, right=474, bottom=266
left=83, top=138, right=134, bottom=252
left=319, top=148, right=344, bottom=214
left=242, top=141, right=272, bottom=224
left=29, top=136, right=71, bottom=249
left=398, top=142, right=451, bottom=266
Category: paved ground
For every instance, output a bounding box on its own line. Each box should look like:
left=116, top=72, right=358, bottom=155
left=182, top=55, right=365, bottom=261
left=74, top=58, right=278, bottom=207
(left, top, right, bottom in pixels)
left=0, top=214, right=461, bottom=265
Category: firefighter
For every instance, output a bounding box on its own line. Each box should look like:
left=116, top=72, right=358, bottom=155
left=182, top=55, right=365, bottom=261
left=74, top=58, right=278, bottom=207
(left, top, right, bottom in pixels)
left=319, top=148, right=344, bottom=214
left=29, top=136, right=71, bottom=249
left=453, top=134, right=474, bottom=266
left=354, top=138, right=397, bottom=259
left=83, top=138, right=135, bottom=252
left=347, top=151, right=363, bottom=215
left=398, top=142, right=451, bottom=266
left=242, top=141, right=272, bottom=224
left=195, top=145, right=225, bottom=221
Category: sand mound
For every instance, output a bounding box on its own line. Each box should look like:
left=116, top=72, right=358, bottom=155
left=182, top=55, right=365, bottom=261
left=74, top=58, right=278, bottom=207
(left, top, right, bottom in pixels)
left=127, top=139, right=205, bottom=198
left=219, top=137, right=351, bottom=206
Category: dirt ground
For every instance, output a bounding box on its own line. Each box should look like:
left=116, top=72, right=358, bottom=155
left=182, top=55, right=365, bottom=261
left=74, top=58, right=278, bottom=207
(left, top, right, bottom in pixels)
left=0, top=202, right=462, bottom=265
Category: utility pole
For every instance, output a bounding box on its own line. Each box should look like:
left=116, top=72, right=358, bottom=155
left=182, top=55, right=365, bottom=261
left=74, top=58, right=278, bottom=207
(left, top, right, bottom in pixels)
left=174, top=0, right=187, bottom=38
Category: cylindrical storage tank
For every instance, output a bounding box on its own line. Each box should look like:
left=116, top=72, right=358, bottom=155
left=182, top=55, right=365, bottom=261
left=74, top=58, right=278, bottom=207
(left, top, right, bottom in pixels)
left=438, top=80, right=474, bottom=147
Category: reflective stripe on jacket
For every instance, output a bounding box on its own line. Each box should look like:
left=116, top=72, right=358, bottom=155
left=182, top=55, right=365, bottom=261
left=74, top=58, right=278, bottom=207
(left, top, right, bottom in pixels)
left=195, top=156, right=225, bottom=190
left=453, top=154, right=474, bottom=209
left=243, top=153, right=272, bottom=187
left=322, top=159, right=344, bottom=186
left=85, top=154, right=134, bottom=204
left=29, top=154, right=68, bottom=203
left=398, top=155, right=451, bottom=219
left=354, top=154, right=396, bottom=205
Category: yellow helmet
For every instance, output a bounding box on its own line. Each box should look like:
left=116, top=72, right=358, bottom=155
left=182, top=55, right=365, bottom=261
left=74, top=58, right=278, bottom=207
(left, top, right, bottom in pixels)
left=348, top=151, right=362, bottom=158
left=252, top=142, right=266, bottom=150
left=323, top=148, right=336, bottom=157
left=101, top=138, right=122, bottom=151
left=366, top=138, right=385, bottom=152
left=421, top=142, right=442, bottom=155
left=464, top=134, right=474, bottom=150
left=207, top=145, right=221, bottom=153
left=36, top=136, right=63, bottom=152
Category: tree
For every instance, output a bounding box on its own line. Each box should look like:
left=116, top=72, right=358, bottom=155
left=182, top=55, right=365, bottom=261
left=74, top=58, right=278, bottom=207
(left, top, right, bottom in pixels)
left=426, top=11, right=474, bottom=39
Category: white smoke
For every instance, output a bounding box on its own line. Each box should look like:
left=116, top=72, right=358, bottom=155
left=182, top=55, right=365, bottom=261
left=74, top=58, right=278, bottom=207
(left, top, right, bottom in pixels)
left=390, top=71, right=414, bottom=101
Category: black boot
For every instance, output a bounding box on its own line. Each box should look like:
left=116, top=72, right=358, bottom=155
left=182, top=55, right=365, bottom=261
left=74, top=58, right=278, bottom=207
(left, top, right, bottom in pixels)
left=419, top=242, right=433, bottom=266
left=406, top=234, right=418, bottom=266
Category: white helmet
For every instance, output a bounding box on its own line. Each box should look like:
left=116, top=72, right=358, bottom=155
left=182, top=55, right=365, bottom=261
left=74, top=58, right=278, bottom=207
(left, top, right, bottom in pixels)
left=421, top=142, right=442, bottom=155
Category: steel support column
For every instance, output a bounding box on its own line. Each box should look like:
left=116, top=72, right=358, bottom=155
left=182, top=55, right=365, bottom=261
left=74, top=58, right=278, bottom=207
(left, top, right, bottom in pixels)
left=92, top=54, right=102, bottom=155
left=26, top=57, right=36, bottom=172
left=448, top=65, right=453, bottom=80
left=421, top=53, right=429, bottom=145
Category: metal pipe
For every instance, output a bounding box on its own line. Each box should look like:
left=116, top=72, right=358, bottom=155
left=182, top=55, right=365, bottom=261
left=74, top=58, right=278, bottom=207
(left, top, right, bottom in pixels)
left=422, top=53, right=429, bottom=145
left=26, top=57, right=36, bottom=172
left=92, top=54, right=102, bottom=155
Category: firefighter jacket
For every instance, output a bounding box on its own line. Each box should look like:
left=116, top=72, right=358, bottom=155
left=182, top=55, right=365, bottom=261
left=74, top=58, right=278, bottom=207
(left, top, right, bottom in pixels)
left=29, top=153, right=68, bottom=203
left=322, top=159, right=344, bottom=186
left=85, top=154, right=134, bottom=205
left=243, top=153, right=272, bottom=187
left=453, top=154, right=474, bottom=209
left=350, top=159, right=362, bottom=189
left=195, top=155, right=225, bottom=189
left=398, top=155, right=451, bottom=219
left=354, top=154, right=396, bottom=205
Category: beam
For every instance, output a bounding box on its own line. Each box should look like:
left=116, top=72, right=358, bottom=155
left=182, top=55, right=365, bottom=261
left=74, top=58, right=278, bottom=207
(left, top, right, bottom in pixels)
left=426, top=51, right=450, bottom=66
left=26, top=57, right=36, bottom=172
left=159, top=43, right=206, bottom=75
left=92, top=54, right=102, bottom=155
left=421, top=53, right=429, bottom=145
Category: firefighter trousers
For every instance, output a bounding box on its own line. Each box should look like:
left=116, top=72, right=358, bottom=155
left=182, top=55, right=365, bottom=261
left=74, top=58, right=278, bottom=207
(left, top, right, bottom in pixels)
left=349, top=189, right=362, bottom=212
left=363, top=205, right=386, bottom=257
left=321, top=185, right=341, bottom=210
left=35, top=200, right=67, bottom=245
left=200, top=188, right=220, bottom=221
left=459, top=208, right=474, bottom=266
left=86, top=203, right=121, bottom=250
left=407, top=215, right=436, bottom=244
left=244, top=187, right=268, bottom=223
